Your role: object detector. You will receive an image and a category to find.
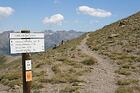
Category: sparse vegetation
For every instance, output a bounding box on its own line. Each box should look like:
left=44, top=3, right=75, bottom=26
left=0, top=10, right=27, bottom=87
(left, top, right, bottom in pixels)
left=35, top=62, right=45, bottom=68
left=60, top=86, right=79, bottom=93
left=51, top=64, right=61, bottom=74
left=40, top=72, right=84, bottom=84
left=117, top=79, right=139, bottom=85
left=115, top=68, right=131, bottom=75
left=0, top=71, right=22, bottom=87
left=32, top=82, right=43, bottom=89
left=81, top=58, right=97, bottom=65
left=0, top=55, right=6, bottom=65
left=116, top=86, right=140, bottom=93
left=87, top=12, right=140, bottom=93
left=115, top=86, right=133, bottom=93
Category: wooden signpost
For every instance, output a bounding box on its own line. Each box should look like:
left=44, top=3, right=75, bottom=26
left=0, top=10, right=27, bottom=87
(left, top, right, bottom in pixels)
left=10, top=30, right=45, bottom=93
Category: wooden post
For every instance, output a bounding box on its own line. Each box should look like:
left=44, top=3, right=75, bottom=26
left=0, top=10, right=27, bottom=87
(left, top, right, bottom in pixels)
left=21, top=30, right=32, bottom=93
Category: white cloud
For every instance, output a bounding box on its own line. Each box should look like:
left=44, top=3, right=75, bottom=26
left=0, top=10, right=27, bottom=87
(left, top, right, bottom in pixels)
left=43, top=14, right=64, bottom=25
left=78, top=6, right=112, bottom=17
left=0, top=7, right=14, bottom=18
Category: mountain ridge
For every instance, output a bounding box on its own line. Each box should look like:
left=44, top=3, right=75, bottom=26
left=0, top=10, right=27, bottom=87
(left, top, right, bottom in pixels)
left=0, top=30, right=84, bottom=55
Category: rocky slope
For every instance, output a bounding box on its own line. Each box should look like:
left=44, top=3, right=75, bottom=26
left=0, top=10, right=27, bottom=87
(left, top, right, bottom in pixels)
left=87, top=11, right=140, bottom=93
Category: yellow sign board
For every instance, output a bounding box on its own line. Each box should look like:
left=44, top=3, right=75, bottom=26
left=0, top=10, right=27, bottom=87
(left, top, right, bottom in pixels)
left=26, top=71, right=32, bottom=81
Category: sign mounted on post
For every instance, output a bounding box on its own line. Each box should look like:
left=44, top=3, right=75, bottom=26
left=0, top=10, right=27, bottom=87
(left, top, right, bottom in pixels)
left=10, top=33, right=45, bottom=54
left=10, top=31, right=45, bottom=93
left=26, top=71, right=32, bottom=82
left=25, top=60, right=32, bottom=70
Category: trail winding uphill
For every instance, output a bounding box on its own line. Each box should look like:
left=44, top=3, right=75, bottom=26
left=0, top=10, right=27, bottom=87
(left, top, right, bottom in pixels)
left=77, top=33, right=118, bottom=93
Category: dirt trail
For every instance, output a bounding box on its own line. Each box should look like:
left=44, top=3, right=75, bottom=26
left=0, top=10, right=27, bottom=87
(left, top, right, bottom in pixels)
left=0, top=84, right=10, bottom=93
left=78, top=33, right=117, bottom=93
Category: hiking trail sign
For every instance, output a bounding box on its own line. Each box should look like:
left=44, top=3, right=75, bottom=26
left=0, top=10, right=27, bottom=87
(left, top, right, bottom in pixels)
left=9, top=30, right=45, bottom=93
left=10, top=33, right=45, bottom=54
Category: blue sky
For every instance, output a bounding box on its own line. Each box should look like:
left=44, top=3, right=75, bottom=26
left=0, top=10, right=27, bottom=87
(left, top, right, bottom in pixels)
left=0, top=0, right=140, bottom=32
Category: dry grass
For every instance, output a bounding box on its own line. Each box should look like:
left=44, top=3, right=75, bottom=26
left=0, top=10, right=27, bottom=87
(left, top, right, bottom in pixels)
left=86, top=12, right=140, bottom=93
left=81, top=57, right=97, bottom=66
left=117, top=79, right=139, bottom=85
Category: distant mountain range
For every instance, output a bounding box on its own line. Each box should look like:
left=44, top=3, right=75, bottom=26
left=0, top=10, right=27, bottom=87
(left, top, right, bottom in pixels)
left=0, top=30, right=84, bottom=55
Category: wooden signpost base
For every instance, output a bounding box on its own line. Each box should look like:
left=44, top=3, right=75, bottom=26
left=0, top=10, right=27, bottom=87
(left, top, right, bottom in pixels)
left=22, top=53, right=32, bottom=93
left=21, top=30, right=32, bottom=93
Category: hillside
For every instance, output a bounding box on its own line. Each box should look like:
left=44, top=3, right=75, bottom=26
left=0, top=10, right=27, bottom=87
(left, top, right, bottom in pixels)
left=0, top=34, right=90, bottom=93
left=0, top=30, right=83, bottom=55
left=87, top=12, right=140, bottom=93
left=0, top=12, right=140, bottom=93
left=44, top=30, right=83, bottom=49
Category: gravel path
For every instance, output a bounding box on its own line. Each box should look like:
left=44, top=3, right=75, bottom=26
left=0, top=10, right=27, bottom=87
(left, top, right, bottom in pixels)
left=78, top=33, right=117, bottom=93
left=0, top=84, right=9, bottom=93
